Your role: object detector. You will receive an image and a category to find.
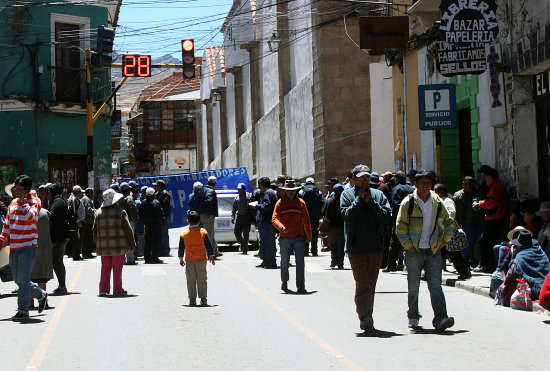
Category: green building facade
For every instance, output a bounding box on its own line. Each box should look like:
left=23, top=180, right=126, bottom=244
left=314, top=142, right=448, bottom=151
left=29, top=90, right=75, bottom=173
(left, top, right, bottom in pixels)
left=0, top=1, right=120, bottom=191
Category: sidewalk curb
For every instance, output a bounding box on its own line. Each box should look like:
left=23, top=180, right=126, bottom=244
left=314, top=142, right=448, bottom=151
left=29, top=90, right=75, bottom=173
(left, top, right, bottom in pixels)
left=442, top=276, right=549, bottom=315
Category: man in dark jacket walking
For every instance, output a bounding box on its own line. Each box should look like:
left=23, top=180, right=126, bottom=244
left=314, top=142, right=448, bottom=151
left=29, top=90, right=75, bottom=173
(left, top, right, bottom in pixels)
left=197, top=176, right=220, bottom=257
left=340, top=164, right=391, bottom=333
left=139, top=187, right=165, bottom=264
left=46, top=184, right=70, bottom=294
left=251, top=177, right=278, bottom=268
left=299, top=177, right=325, bottom=256
left=154, top=179, right=172, bottom=257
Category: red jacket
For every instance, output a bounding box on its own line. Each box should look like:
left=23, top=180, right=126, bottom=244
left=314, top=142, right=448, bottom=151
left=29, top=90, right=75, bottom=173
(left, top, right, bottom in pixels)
left=272, top=197, right=312, bottom=240
left=479, top=179, right=508, bottom=221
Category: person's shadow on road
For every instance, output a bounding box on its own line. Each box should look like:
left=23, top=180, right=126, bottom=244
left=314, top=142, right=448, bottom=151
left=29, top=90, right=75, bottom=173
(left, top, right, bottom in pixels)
left=0, top=315, right=46, bottom=324
left=410, top=326, right=469, bottom=336
left=48, top=292, right=81, bottom=297
left=281, top=290, right=318, bottom=295
left=182, top=304, right=219, bottom=308
left=356, top=329, right=404, bottom=338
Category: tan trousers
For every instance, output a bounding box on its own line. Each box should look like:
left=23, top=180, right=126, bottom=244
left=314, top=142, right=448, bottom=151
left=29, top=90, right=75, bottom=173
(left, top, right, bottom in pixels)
left=185, top=260, right=207, bottom=299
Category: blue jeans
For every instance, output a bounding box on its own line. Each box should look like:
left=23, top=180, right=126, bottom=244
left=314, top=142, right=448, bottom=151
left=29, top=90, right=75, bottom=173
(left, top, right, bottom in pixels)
left=258, top=223, right=276, bottom=266
left=9, top=246, right=46, bottom=315
left=405, top=249, right=448, bottom=327
left=462, top=223, right=478, bottom=262
left=280, top=236, right=305, bottom=287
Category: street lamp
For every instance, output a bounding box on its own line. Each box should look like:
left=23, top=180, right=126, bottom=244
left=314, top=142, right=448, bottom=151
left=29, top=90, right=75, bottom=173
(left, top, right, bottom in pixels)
left=268, top=33, right=281, bottom=52
left=212, top=89, right=222, bottom=102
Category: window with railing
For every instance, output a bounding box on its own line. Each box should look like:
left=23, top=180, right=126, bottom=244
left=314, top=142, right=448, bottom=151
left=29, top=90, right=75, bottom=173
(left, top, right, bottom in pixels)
left=53, top=22, right=84, bottom=103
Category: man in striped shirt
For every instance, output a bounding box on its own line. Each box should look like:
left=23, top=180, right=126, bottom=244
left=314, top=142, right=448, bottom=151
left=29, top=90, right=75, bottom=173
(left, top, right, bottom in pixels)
left=0, top=175, right=48, bottom=321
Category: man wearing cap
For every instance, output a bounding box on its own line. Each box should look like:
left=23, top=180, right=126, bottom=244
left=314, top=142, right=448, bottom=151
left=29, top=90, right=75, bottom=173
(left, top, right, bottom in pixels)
left=340, top=164, right=391, bottom=333
left=251, top=177, right=278, bottom=268
left=133, top=186, right=148, bottom=258
left=232, top=183, right=252, bottom=254
left=154, top=179, right=172, bottom=257
left=68, top=186, right=84, bottom=261
left=473, top=167, right=508, bottom=273
left=536, top=201, right=550, bottom=258
left=80, top=188, right=96, bottom=259
left=119, top=182, right=139, bottom=265
left=139, top=187, right=165, bottom=264
left=299, top=177, right=325, bottom=256
left=38, top=184, right=49, bottom=209
left=197, top=176, right=221, bottom=257
left=406, top=170, right=418, bottom=187
left=188, top=182, right=203, bottom=212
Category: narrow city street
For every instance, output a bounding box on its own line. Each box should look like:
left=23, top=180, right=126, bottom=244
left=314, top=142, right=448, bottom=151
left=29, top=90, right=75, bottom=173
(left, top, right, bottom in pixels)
left=1, top=232, right=548, bottom=371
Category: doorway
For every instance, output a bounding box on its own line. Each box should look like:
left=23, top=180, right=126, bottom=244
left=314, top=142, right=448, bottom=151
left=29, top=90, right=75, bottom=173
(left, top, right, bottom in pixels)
left=536, top=96, right=550, bottom=200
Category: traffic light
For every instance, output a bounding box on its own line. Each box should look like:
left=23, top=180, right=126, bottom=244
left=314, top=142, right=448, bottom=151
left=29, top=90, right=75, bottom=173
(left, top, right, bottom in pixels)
left=181, top=39, right=195, bottom=79
left=92, top=25, right=115, bottom=68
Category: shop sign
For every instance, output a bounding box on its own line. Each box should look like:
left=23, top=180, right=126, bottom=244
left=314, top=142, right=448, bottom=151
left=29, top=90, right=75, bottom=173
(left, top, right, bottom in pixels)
left=359, top=16, right=409, bottom=50
left=437, top=41, right=487, bottom=76
left=418, top=84, right=457, bottom=130
left=439, top=0, right=499, bottom=44
left=487, top=44, right=507, bottom=126
left=535, top=69, right=550, bottom=97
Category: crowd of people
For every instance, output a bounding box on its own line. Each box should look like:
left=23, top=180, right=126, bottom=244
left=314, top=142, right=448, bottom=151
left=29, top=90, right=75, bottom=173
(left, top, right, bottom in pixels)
left=1, top=164, right=549, bottom=332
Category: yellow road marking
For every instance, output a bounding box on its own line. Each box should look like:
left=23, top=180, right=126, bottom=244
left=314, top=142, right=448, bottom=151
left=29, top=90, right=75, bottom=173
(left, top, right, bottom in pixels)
left=26, top=265, right=85, bottom=370
left=219, top=263, right=364, bottom=371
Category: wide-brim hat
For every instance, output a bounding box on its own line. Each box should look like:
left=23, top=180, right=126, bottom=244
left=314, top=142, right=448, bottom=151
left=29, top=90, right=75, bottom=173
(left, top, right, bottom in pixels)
left=536, top=201, right=550, bottom=217
left=507, top=226, right=526, bottom=242
left=4, top=183, right=14, bottom=197
left=102, top=189, right=124, bottom=207
left=279, top=179, right=302, bottom=191
left=511, top=230, right=538, bottom=248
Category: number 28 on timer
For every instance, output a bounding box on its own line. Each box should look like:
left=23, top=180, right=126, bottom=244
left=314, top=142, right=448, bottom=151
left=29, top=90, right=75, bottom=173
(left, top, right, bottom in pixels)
left=122, top=55, right=151, bottom=77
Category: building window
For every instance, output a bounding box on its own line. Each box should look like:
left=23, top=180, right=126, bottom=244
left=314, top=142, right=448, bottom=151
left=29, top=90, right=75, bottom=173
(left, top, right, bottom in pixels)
left=163, top=109, right=174, bottom=130
left=148, top=110, right=161, bottom=131
left=137, top=121, right=144, bottom=144
left=50, top=14, right=89, bottom=104
left=174, top=112, right=187, bottom=130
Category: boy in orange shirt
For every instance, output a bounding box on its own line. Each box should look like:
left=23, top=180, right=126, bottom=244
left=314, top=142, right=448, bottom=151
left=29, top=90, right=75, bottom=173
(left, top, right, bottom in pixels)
left=179, top=211, right=215, bottom=306
left=272, top=179, right=312, bottom=293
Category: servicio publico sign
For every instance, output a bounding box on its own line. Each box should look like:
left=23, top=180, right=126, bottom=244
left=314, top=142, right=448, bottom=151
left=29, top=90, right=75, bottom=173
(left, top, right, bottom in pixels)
left=418, top=84, right=457, bottom=131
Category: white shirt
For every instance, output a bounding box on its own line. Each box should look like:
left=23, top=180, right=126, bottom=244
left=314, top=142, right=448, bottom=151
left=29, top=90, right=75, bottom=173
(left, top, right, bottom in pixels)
left=415, top=190, right=433, bottom=250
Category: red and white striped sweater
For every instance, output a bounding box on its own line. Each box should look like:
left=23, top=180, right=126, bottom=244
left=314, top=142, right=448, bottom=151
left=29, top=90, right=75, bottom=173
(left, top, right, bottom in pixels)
left=0, top=193, right=41, bottom=250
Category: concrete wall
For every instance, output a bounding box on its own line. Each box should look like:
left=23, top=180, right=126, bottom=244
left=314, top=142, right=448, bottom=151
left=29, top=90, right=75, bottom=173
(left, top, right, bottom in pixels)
left=369, top=61, right=395, bottom=173
left=288, top=0, right=314, bottom=88
left=255, top=105, right=282, bottom=179
left=257, top=0, right=279, bottom=116
left=284, top=73, right=314, bottom=179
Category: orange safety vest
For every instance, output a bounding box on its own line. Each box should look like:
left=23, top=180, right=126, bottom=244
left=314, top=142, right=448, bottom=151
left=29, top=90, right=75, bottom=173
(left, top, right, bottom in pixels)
left=180, top=227, right=208, bottom=261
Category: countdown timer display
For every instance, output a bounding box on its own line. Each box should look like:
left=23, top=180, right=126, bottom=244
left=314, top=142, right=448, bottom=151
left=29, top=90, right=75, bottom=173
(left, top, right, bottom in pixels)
left=122, top=55, right=152, bottom=77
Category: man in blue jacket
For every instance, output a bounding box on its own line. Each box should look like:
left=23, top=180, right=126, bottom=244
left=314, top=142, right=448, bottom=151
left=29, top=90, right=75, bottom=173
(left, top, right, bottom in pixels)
left=250, top=177, right=278, bottom=269
left=300, top=177, right=325, bottom=256
left=139, top=187, right=165, bottom=264
left=197, top=176, right=220, bottom=257
left=340, top=164, right=391, bottom=333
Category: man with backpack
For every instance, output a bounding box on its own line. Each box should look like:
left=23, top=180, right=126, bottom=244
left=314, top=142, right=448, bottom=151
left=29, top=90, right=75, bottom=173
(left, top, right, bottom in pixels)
left=299, top=177, right=325, bottom=256
left=232, top=183, right=253, bottom=254
left=396, top=171, right=455, bottom=331
left=383, top=171, right=414, bottom=272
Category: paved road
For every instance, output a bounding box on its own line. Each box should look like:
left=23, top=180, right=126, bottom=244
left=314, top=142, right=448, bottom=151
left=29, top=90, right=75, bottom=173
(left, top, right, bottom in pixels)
left=1, top=232, right=549, bottom=370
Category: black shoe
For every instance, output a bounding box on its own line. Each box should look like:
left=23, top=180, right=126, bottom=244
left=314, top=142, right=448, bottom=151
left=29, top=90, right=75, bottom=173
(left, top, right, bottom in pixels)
left=73, top=256, right=84, bottom=261
left=82, top=254, right=95, bottom=259
left=311, top=252, right=319, bottom=257
left=382, top=266, right=396, bottom=273
left=256, top=263, right=266, bottom=268
left=152, top=259, right=164, bottom=264
left=435, top=316, right=455, bottom=331
left=11, top=312, right=29, bottom=321
left=113, top=291, right=128, bottom=296
left=338, top=265, right=344, bottom=270
left=38, top=293, right=48, bottom=314
left=297, top=287, right=307, bottom=294
left=265, top=264, right=278, bottom=269
left=124, top=261, right=138, bottom=265
left=281, top=282, right=288, bottom=292
left=458, top=272, right=472, bottom=280
left=330, top=262, right=337, bottom=268
left=189, top=298, right=197, bottom=306
left=200, top=298, right=207, bottom=306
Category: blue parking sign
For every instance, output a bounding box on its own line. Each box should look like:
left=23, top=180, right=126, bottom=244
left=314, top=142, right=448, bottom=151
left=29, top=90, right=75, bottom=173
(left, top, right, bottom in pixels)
left=418, top=84, right=457, bottom=130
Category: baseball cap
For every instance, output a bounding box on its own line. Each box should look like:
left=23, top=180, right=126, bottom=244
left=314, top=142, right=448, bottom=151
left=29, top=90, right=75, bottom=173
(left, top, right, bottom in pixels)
left=128, top=180, right=138, bottom=188
left=207, top=176, right=217, bottom=184
left=140, top=186, right=148, bottom=192
left=352, top=164, right=371, bottom=178
left=146, top=187, right=155, bottom=196
left=120, top=182, right=130, bottom=191
left=477, top=165, right=492, bottom=174
left=110, top=183, right=120, bottom=191
left=153, top=179, right=165, bottom=187
left=305, top=177, right=314, bottom=184
left=407, top=169, right=418, bottom=177
left=72, top=185, right=82, bottom=193
left=193, top=181, right=203, bottom=190
left=85, top=187, right=93, bottom=193
left=237, top=183, right=246, bottom=190
left=38, top=184, right=47, bottom=190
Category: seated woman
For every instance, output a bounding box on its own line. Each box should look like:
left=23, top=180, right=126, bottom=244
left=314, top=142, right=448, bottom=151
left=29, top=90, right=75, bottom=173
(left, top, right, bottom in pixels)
left=499, top=230, right=550, bottom=307
left=489, top=226, right=526, bottom=297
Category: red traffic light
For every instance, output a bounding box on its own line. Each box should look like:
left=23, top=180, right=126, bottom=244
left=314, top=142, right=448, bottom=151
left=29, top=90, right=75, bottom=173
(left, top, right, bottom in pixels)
left=182, top=40, right=194, bottom=52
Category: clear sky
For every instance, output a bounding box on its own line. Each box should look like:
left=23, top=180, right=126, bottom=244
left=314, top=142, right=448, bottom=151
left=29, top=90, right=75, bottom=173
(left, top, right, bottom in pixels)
left=114, top=0, right=234, bottom=59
